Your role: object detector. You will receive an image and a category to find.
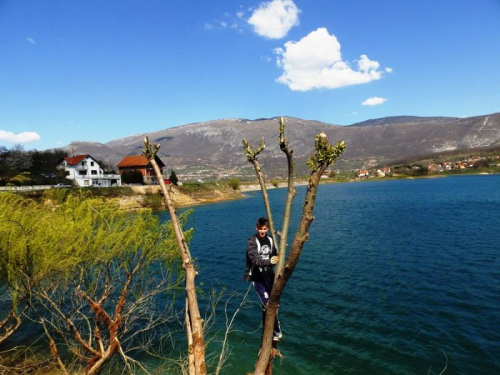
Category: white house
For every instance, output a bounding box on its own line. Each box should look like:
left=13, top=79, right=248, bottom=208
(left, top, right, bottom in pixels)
left=60, top=155, right=121, bottom=187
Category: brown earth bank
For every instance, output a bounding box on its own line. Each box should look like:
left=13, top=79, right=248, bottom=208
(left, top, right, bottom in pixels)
left=118, top=184, right=245, bottom=210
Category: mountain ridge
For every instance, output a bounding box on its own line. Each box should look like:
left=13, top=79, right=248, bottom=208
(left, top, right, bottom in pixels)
left=54, top=112, right=500, bottom=178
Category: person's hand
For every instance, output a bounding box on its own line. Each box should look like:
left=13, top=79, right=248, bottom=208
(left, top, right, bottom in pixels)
left=270, top=256, right=278, bottom=265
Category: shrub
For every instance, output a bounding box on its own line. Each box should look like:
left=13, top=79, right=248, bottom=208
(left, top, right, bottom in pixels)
left=271, top=179, right=279, bottom=188
left=144, top=191, right=163, bottom=209
left=228, top=178, right=240, bottom=190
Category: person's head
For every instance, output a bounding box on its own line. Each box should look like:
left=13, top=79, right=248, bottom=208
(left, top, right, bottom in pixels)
left=256, top=217, right=269, bottom=238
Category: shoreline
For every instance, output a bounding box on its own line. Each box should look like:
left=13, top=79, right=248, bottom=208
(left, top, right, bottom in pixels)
left=162, top=171, right=500, bottom=209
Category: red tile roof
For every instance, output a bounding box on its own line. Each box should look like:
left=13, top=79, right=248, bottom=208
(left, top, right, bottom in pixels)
left=117, top=155, right=165, bottom=168
left=64, top=155, right=89, bottom=166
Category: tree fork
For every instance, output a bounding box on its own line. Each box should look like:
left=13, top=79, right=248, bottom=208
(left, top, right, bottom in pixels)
left=143, top=137, right=207, bottom=375
left=245, top=124, right=345, bottom=375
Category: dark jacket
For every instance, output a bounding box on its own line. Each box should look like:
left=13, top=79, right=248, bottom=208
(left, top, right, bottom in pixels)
left=243, top=234, right=277, bottom=281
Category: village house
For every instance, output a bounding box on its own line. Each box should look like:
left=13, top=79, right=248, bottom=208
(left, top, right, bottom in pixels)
left=443, top=162, right=452, bottom=171
left=358, top=169, right=369, bottom=178
left=60, top=155, right=121, bottom=187
left=428, top=164, right=443, bottom=173
left=116, top=155, right=165, bottom=184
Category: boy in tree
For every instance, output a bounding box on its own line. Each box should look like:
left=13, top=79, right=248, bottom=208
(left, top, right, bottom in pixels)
left=243, top=217, right=282, bottom=341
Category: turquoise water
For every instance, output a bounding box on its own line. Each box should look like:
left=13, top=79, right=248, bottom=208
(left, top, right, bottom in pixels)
left=158, top=175, right=500, bottom=374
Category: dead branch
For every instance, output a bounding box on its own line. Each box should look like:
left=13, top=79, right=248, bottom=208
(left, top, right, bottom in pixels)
left=215, top=285, right=253, bottom=375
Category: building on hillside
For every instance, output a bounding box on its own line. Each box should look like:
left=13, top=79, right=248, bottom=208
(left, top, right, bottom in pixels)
left=381, top=167, right=391, bottom=174
left=358, top=169, right=369, bottom=178
left=428, top=164, right=443, bottom=173
left=60, top=155, right=121, bottom=187
left=116, top=155, right=166, bottom=184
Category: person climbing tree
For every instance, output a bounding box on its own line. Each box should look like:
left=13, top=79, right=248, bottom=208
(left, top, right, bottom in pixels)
left=243, top=217, right=282, bottom=341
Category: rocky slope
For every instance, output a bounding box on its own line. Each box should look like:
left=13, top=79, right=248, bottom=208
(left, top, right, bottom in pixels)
left=55, top=113, right=500, bottom=176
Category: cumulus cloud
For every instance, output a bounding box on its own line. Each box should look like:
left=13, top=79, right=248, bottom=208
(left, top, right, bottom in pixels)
left=361, top=97, right=387, bottom=106
left=0, top=130, right=41, bottom=143
left=274, top=28, right=388, bottom=91
left=26, top=37, right=36, bottom=44
left=248, top=0, right=300, bottom=39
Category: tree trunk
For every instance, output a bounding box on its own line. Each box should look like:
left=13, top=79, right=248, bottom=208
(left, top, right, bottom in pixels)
left=144, top=138, right=207, bottom=375
left=246, top=125, right=345, bottom=375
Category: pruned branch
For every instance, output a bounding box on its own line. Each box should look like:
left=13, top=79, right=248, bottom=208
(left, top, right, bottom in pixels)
left=143, top=137, right=207, bottom=375
left=242, top=137, right=279, bottom=249
left=246, top=120, right=346, bottom=375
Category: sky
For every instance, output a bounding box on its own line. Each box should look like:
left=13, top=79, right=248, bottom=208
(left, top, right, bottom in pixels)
left=1, top=0, right=500, bottom=150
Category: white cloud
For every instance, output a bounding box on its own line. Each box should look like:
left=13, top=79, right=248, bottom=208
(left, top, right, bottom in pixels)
left=361, top=97, right=387, bottom=106
left=26, top=37, right=36, bottom=44
left=385, top=67, right=393, bottom=73
left=275, top=28, right=388, bottom=91
left=0, top=130, right=41, bottom=143
left=248, top=0, right=300, bottom=39
left=204, top=23, right=214, bottom=30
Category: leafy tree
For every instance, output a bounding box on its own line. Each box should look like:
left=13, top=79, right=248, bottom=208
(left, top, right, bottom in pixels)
left=473, top=159, right=490, bottom=168
left=4, top=144, right=32, bottom=175
left=169, top=169, right=179, bottom=186
left=0, top=192, right=186, bottom=374
left=328, top=170, right=336, bottom=179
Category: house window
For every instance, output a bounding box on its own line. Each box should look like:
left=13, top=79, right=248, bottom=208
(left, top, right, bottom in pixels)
left=82, top=161, right=86, bottom=166
left=79, top=170, right=86, bottom=175
left=91, top=161, right=94, bottom=166
left=91, top=170, right=97, bottom=175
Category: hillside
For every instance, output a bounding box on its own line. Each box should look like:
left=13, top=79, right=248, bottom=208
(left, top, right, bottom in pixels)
left=54, top=113, right=500, bottom=179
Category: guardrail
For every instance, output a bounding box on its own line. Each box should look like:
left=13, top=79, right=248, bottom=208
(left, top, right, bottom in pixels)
left=0, top=185, right=54, bottom=192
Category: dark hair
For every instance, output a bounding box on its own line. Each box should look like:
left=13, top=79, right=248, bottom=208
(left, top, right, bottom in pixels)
left=256, top=217, right=269, bottom=228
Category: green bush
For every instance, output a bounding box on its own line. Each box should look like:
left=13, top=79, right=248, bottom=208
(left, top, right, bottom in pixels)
left=144, top=191, right=163, bottom=209
left=271, top=179, right=280, bottom=188
left=169, top=170, right=179, bottom=186
left=228, top=178, right=240, bottom=190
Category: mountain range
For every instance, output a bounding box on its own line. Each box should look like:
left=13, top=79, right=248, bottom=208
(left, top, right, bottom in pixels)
left=56, top=112, right=500, bottom=178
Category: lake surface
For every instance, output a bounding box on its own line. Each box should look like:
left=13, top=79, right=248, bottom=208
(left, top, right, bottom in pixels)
left=157, top=175, right=500, bottom=374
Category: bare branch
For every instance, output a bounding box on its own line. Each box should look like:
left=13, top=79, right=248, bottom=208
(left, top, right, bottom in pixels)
left=241, top=138, right=279, bottom=249
left=143, top=136, right=207, bottom=375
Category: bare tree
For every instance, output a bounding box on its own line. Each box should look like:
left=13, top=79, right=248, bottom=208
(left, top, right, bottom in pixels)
left=143, top=137, right=207, bottom=375
left=243, top=117, right=345, bottom=374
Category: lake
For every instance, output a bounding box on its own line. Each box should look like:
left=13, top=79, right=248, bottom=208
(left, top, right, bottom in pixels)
left=157, top=175, right=500, bottom=374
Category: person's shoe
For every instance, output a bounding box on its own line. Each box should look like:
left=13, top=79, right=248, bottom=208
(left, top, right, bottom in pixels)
left=273, top=330, right=283, bottom=341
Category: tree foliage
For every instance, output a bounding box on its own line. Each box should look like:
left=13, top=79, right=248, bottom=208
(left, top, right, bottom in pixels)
left=227, top=178, right=240, bottom=190
left=169, top=170, right=179, bottom=186
left=0, top=192, right=187, bottom=374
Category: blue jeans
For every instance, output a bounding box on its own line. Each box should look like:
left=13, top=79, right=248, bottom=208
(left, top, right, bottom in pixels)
left=253, top=280, right=281, bottom=335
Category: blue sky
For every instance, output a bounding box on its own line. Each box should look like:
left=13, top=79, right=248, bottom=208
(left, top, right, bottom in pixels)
left=1, top=0, right=500, bottom=150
